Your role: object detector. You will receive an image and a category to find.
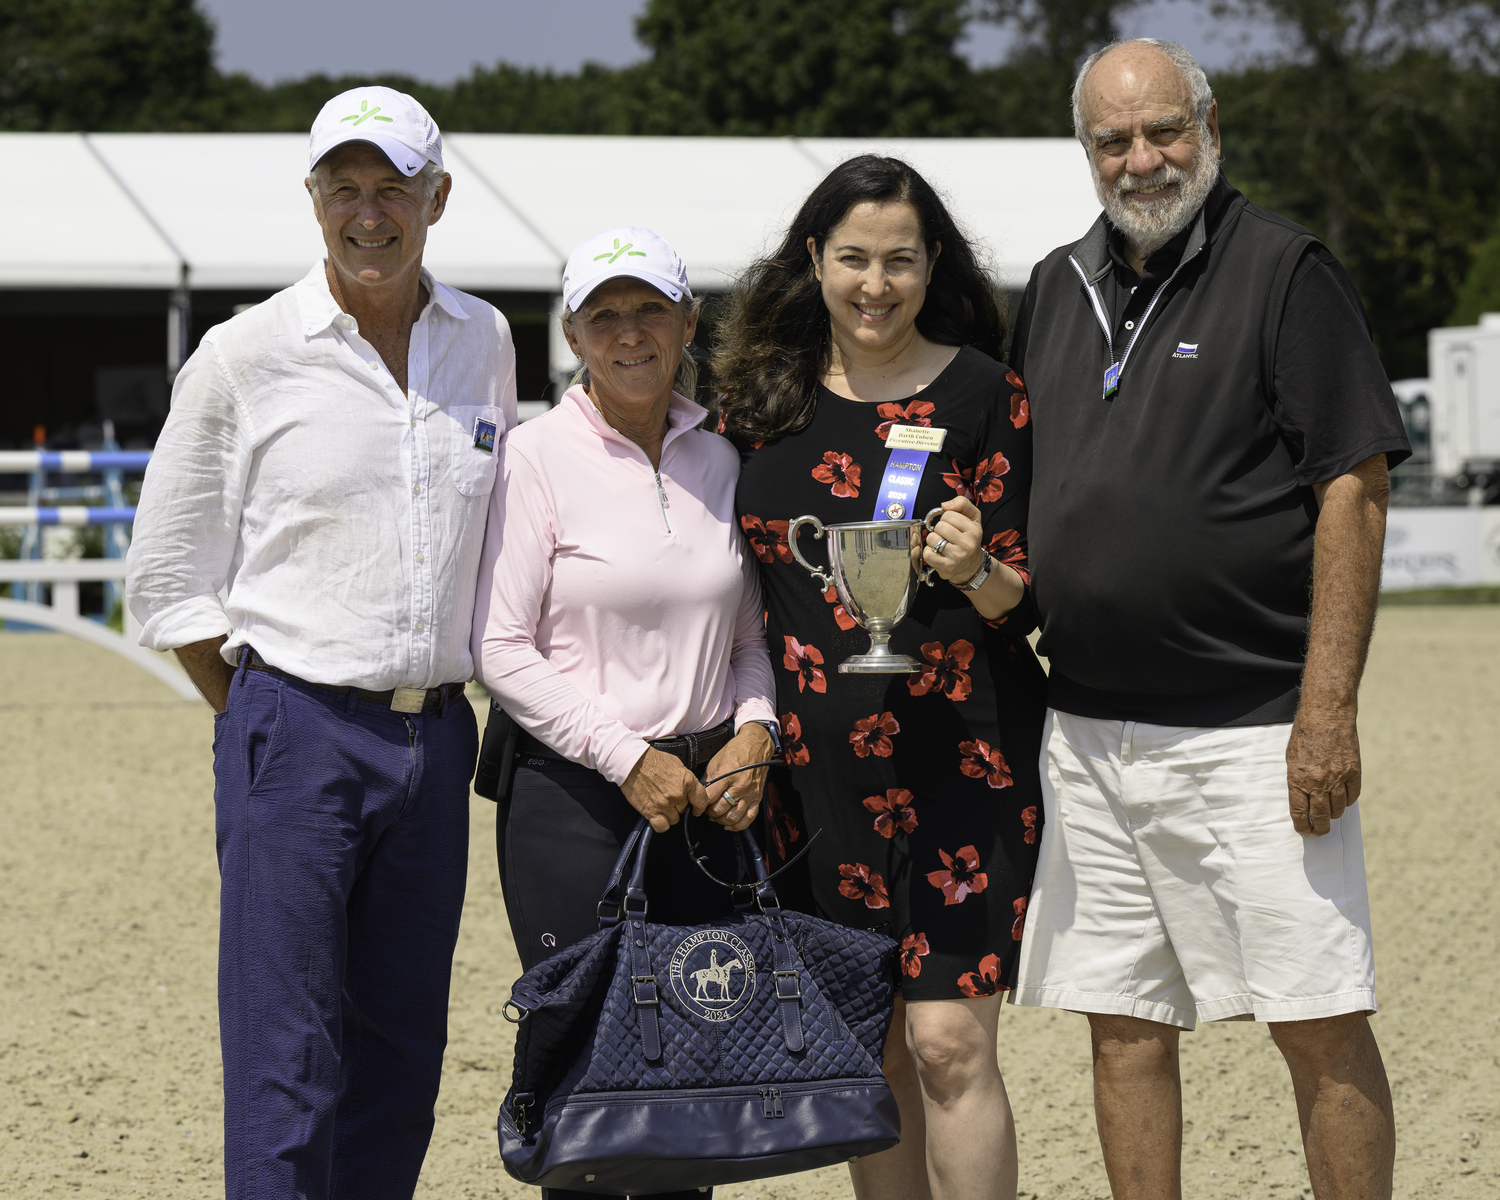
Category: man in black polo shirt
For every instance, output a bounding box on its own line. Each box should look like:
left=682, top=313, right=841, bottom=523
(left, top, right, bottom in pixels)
left=1009, top=38, right=1408, bottom=1200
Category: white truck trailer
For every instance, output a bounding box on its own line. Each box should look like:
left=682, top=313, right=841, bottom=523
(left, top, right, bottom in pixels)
left=1429, top=314, right=1500, bottom=499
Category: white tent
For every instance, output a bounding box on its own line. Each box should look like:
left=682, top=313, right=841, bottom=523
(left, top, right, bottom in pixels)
left=6, top=132, right=1101, bottom=296
left=3, top=134, right=181, bottom=288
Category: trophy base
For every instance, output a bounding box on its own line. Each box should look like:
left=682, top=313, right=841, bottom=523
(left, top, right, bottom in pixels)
left=839, top=653, right=921, bottom=674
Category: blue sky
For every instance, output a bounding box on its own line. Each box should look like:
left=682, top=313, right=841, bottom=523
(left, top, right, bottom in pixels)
left=199, top=0, right=1281, bottom=86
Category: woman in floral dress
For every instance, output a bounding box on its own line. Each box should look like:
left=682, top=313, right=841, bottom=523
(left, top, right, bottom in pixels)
left=714, top=156, right=1046, bottom=1200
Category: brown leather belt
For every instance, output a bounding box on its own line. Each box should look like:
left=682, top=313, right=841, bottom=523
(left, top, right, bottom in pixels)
left=242, top=648, right=465, bottom=714
left=516, top=718, right=735, bottom=772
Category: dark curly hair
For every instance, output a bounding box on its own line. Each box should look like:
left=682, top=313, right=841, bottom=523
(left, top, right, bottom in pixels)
left=714, top=155, right=1003, bottom=444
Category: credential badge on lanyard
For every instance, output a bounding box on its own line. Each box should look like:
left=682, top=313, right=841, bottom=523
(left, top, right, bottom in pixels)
left=1103, top=362, right=1121, bottom=400
left=874, top=425, right=948, bottom=521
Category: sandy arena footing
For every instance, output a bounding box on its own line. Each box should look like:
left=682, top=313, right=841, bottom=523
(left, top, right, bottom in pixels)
left=2, top=607, right=1496, bottom=1198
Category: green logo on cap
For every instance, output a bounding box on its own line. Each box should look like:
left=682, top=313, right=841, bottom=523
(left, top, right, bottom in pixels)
left=341, top=99, right=394, bottom=126
left=593, top=238, right=649, bottom=263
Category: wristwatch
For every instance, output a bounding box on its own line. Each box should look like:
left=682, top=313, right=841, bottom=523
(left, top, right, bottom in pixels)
left=747, top=719, right=783, bottom=756
left=958, top=551, right=994, bottom=593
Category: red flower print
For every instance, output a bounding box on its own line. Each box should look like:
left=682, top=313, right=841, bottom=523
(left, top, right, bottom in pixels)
left=943, top=455, right=1009, bottom=504
left=900, top=932, right=931, bottom=978
left=971, top=452, right=1010, bottom=503
left=908, top=639, right=974, bottom=701
left=838, top=863, right=890, bottom=909
left=766, top=780, right=801, bottom=860
left=1006, top=370, right=1029, bottom=429
left=1012, top=895, right=1028, bottom=941
left=926, top=845, right=989, bottom=906
left=1022, top=805, right=1038, bottom=845
left=874, top=399, right=936, bottom=440
left=779, top=712, right=809, bottom=766
left=811, top=451, right=862, bottom=499
left=958, top=739, right=1014, bottom=790
left=986, top=528, right=1031, bottom=584
left=941, top=460, right=974, bottom=500
left=863, top=788, right=918, bottom=838
left=782, top=636, right=828, bottom=694
left=849, top=711, right=899, bottom=758
left=957, top=953, right=1004, bottom=997
left=740, top=514, right=792, bottom=564
left=823, top=584, right=858, bottom=630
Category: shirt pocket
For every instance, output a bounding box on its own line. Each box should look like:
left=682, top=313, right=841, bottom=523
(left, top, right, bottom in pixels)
left=447, top=404, right=502, bottom=497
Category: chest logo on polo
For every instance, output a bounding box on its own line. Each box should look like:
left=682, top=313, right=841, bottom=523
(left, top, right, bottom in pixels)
left=668, top=930, right=757, bottom=1022
left=1172, top=342, right=1200, bottom=359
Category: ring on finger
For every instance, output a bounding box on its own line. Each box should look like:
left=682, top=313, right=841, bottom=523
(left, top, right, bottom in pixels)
left=718, top=790, right=735, bottom=808
left=932, top=537, right=950, bottom=555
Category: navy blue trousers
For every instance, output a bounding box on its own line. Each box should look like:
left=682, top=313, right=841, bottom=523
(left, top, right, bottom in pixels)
left=213, top=661, right=476, bottom=1200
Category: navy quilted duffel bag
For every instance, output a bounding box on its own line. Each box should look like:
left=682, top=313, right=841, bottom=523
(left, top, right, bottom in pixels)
left=498, top=818, right=901, bottom=1194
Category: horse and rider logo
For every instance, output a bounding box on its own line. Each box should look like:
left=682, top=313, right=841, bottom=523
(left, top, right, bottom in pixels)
left=668, top=929, right=757, bottom=1022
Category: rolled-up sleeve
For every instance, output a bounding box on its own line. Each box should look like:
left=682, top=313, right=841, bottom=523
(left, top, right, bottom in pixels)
left=728, top=544, right=777, bottom=733
left=471, top=441, right=651, bottom=786
left=125, top=340, right=254, bottom=655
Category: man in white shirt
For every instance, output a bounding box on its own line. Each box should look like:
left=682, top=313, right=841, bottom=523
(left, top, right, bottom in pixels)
left=126, top=87, right=517, bottom=1200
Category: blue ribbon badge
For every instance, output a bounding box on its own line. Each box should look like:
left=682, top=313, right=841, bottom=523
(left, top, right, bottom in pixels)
left=873, top=449, right=930, bottom=521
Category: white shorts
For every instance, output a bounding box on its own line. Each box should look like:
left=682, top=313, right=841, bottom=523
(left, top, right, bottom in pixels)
left=1011, top=711, right=1376, bottom=1030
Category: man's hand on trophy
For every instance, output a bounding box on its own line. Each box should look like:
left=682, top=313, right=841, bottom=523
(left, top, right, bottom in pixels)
left=922, top=498, right=985, bottom=584
left=621, top=748, right=710, bottom=834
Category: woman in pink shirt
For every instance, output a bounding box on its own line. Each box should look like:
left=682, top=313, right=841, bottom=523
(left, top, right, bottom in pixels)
left=471, top=232, right=778, bottom=1200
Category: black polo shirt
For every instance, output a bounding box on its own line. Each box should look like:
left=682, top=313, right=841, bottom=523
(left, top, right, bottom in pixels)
left=1097, top=218, right=1403, bottom=490
left=1012, top=177, right=1411, bottom=726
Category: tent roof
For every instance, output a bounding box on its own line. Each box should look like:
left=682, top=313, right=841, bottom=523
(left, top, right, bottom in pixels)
left=3, top=132, right=1102, bottom=294
left=3, top=134, right=181, bottom=288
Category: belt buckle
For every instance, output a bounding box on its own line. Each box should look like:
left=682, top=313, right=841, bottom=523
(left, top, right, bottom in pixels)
left=390, top=687, right=426, bottom=714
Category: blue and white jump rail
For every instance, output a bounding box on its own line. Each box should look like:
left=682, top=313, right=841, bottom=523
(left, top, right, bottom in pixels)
left=0, top=450, right=155, bottom=472
left=0, top=448, right=198, bottom=699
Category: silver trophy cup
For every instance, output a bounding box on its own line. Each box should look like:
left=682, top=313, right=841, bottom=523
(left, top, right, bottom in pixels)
left=788, top=508, right=945, bottom=674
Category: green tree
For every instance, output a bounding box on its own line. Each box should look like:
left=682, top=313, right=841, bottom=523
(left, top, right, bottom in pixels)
left=1450, top=212, right=1500, bottom=326
left=967, top=0, right=1143, bottom=136
left=629, top=0, right=974, bottom=136
left=1212, top=1, right=1500, bottom=375
left=0, top=0, right=217, bottom=130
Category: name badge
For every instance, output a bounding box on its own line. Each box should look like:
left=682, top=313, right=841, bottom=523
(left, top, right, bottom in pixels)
left=1102, top=362, right=1121, bottom=400
left=884, top=424, right=947, bottom=452
left=873, top=449, right=931, bottom=521
left=473, top=417, right=498, bottom=453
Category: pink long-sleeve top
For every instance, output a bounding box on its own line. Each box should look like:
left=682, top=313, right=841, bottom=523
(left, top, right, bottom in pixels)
left=471, top=385, right=778, bottom=785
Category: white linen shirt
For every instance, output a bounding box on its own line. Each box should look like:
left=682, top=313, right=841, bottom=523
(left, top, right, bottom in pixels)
left=127, top=262, right=517, bottom=690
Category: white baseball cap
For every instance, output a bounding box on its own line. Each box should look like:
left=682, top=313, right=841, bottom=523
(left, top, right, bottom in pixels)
left=563, top=226, right=691, bottom=313
left=308, top=86, right=443, bottom=178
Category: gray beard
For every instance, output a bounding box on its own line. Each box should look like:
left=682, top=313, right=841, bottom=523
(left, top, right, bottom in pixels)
left=1094, top=141, right=1219, bottom=259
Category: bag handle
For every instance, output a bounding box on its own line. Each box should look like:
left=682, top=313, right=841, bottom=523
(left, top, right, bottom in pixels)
left=595, top=819, right=651, bottom=928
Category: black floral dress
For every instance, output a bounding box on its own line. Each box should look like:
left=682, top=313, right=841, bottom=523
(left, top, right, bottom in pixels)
left=731, top=347, right=1047, bottom=1001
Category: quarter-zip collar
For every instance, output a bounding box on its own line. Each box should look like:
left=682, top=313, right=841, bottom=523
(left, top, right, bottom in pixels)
left=560, top=383, right=706, bottom=460
left=1067, top=174, right=1237, bottom=384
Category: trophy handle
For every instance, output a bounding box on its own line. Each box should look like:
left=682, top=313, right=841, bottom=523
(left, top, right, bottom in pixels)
left=787, top=515, right=834, bottom=591
left=917, top=506, right=945, bottom=587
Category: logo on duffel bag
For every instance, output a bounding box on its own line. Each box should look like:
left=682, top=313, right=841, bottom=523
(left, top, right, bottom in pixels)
left=668, top=930, right=757, bottom=1022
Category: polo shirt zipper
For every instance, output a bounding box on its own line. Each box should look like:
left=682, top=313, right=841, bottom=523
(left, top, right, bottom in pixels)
left=653, top=469, right=672, bottom=535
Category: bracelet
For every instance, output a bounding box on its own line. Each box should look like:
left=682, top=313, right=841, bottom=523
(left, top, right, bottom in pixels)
left=957, top=551, right=994, bottom=593
left=746, top=719, right=782, bottom=756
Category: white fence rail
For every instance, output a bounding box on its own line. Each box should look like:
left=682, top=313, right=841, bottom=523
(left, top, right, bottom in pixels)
left=0, top=560, right=198, bottom=700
